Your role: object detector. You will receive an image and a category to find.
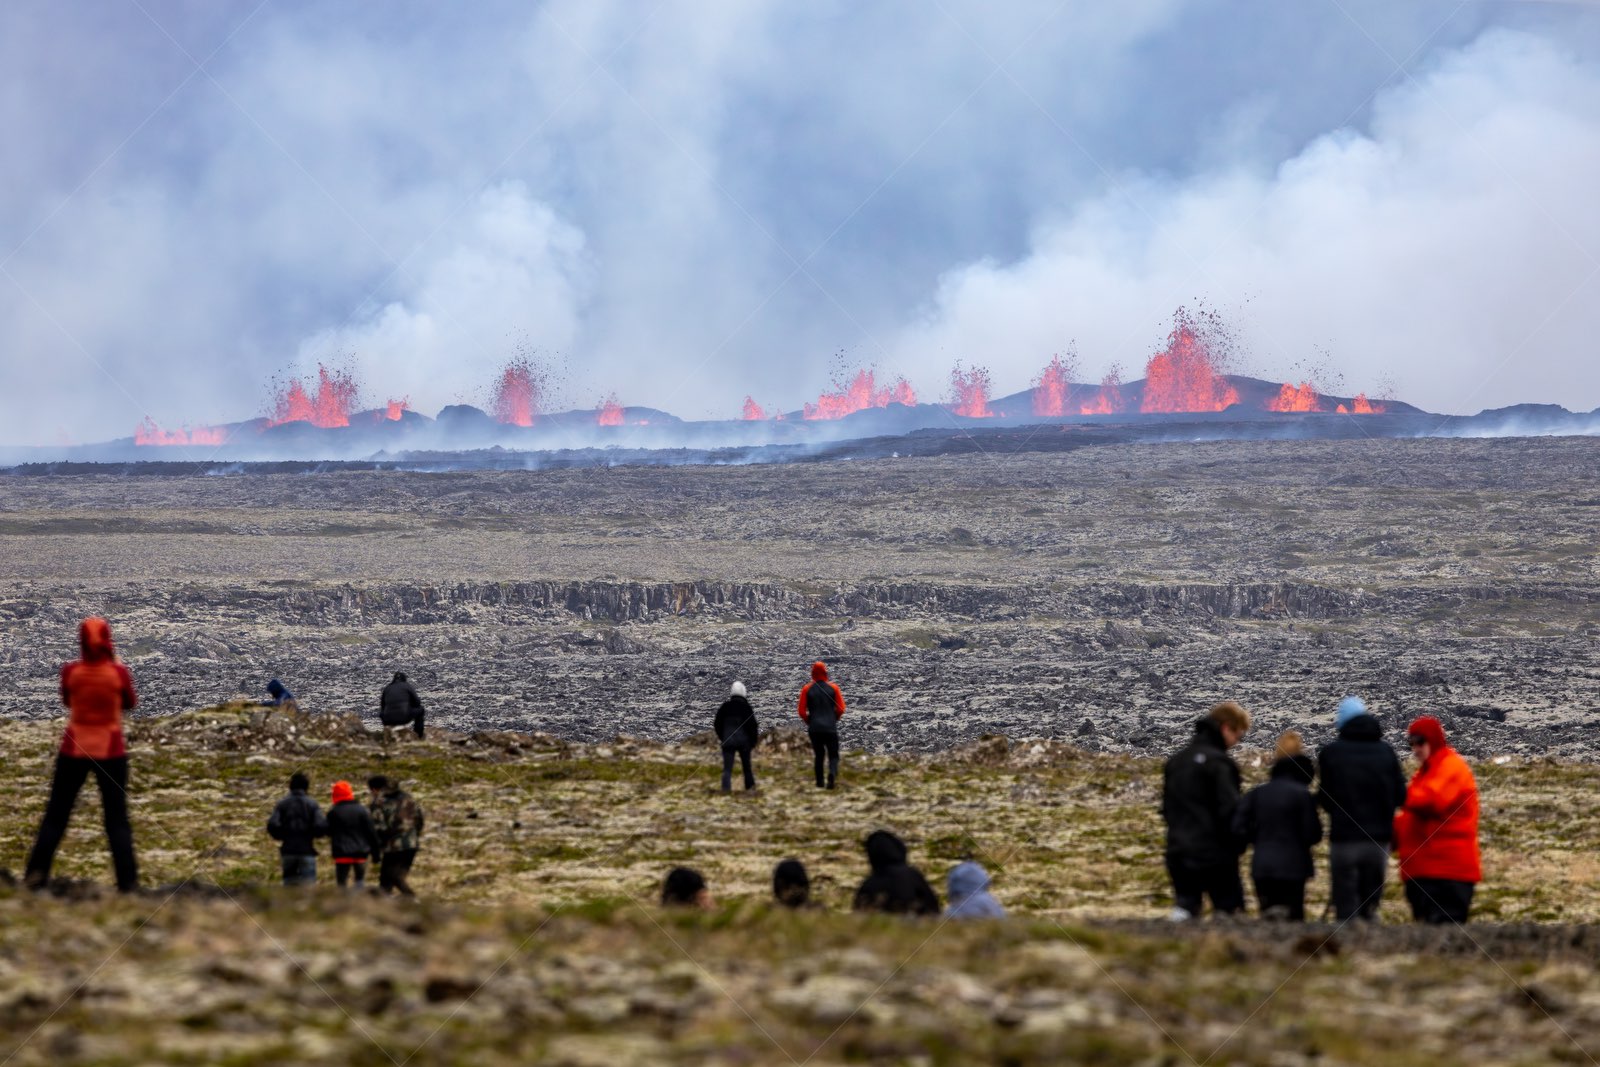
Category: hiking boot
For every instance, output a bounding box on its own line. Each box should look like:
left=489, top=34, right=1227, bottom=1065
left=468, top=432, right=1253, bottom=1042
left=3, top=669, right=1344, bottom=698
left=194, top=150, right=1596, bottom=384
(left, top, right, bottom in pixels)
left=826, top=777, right=836, bottom=790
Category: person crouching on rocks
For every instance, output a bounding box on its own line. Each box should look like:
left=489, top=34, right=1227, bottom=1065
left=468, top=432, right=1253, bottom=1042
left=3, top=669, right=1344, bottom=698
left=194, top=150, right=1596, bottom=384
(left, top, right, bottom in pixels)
left=327, top=780, right=379, bottom=889
left=369, top=775, right=425, bottom=895
left=380, top=671, right=425, bottom=739
left=853, top=830, right=940, bottom=916
left=798, top=661, right=846, bottom=789
left=1161, top=700, right=1251, bottom=921
left=714, top=681, right=759, bottom=793
left=1394, top=716, right=1480, bottom=924
left=264, top=678, right=299, bottom=714
left=1232, top=731, right=1322, bottom=921
left=268, top=771, right=329, bottom=886
left=24, top=617, right=141, bottom=893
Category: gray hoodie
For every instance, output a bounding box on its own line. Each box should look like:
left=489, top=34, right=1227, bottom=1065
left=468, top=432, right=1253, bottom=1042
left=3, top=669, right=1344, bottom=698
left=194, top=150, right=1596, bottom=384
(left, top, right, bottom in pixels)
left=945, top=861, right=1006, bottom=919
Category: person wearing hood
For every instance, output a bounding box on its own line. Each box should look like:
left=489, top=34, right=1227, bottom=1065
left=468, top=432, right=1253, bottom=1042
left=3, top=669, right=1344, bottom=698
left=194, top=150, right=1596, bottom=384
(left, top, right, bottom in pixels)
left=327, top=780, right=379, bottom=888
left=263, top=679, right=299, bottom=713
left=945, top=861, right=1006, bottom=919
left=369, top=775, right=425, bottom=895
left=773, top=859, right=813, bottom=909
left=661, top=867, right=714, bottom=908
left=798, top=661, right=846, bottom=789
left=1232, top=732, right=1322, bottom=921
left=24, top=617, right=140, bottom=893
left=852, top=830, right=940, bottom=915
left=713, top=681, right=759, bottom=793
left=268, top=771, right=329, bottom=886
left=1316, top=696, right=1408, bottom=921
left=1394, top=716, right=1481, bottom=924
left=380, top=671, right=426, bottom=739
left=1161, top=701, right=1251, bottom=920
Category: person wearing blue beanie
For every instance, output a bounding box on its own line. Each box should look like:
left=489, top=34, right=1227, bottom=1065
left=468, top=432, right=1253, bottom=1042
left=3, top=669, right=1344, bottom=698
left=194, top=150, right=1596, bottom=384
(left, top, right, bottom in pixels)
left=1335, top=696, right=1367, bottom=730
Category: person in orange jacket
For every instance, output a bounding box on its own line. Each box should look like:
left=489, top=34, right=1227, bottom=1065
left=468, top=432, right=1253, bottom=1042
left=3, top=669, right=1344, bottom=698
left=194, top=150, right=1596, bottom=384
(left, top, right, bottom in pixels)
left=798, top=661, right=846, bottom=789
left=1393, top=716, right=1480, bottom=924
left=24, top=617, right=140, bottom=892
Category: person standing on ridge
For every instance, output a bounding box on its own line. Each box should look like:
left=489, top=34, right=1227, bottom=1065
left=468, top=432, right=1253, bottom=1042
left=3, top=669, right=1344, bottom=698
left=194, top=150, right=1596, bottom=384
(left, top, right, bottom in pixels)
left=798, top=661, right=846, bottom=789
left=1316, top=696, right=1407, bottom=921
left=1232, top=731, right=1322, bottom=921
left=1161, top=700, right=1251, bottom=920
left=1394, top=716, right=1481, bottom=924
left=713, top=681, right=759, bottom=792
left=380, top=671, right=425, bottom=739
left=24, top=617, right=140, bottom=893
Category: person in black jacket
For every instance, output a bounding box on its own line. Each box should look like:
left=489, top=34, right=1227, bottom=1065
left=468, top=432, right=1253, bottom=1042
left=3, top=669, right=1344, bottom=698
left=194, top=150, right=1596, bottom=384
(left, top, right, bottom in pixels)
left=380, top=671, right=425, bottom=738
left=852, top=830, right=940, bottom=916
left=327, top=779, right=379, bottom=888
left=1317, top=696, right=1408, bottom=921
left=1233, top=732, right=1322, bottom=921
left=267, top=771, right=328, bottom=886
left=713, top=681, right=759, bottom=792
left=1161, top=701, right=1251, bottom=920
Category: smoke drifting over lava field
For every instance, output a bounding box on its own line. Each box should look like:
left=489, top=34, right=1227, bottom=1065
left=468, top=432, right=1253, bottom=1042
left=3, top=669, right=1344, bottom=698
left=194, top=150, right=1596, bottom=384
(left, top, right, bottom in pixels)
left=2, top=435, right=1596, bottom=758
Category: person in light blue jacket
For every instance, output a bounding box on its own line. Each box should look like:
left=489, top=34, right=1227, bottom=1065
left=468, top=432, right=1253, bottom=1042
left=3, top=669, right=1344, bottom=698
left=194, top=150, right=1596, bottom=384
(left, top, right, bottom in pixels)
left=945, top=861, right=1006, bottom=919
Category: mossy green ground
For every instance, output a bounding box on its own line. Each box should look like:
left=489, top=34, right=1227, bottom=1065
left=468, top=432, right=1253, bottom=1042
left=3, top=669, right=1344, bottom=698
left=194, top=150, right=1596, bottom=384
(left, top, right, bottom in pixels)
left=1, top=706, right=1598, bottom=1065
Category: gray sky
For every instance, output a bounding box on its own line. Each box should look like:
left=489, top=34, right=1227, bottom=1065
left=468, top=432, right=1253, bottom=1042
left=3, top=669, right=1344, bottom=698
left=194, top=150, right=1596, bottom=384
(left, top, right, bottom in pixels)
left=3, top=0, right=1599, bottom=443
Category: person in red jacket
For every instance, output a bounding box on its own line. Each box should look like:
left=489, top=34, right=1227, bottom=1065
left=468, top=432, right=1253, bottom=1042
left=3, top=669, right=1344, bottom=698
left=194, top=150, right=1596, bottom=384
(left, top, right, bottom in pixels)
left=798, top=661, right=846, bottom=789
left=24, top=617, right=139, bottom=892
left=1393, top=716, right=1480, bottom=924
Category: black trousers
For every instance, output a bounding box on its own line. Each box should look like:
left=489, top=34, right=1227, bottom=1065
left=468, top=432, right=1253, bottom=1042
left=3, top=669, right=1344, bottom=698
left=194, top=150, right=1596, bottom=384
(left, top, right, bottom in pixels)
left=1405, top=878, right=1475, bottom=924
left=1329, top=840, right=1390, bottom=921
left=721, top=746, right=754, bottom=790
left=26, top=755, right=138, bottom=892
left=384, top=708, right=425, bottom=737
left=1254, top=877, right=1307, bottom=921
left=809, top=732, right=840, bottom=786
left=379, top=849, right=417, bottom=895
left=1166, top=855, right=1244, bottom=916
left=336, top=860, right=368, bottom=887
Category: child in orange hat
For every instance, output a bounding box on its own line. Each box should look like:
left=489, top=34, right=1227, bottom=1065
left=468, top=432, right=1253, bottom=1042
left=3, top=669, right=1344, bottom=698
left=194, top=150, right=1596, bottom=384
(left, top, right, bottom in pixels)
left=327, top=779, right=379, bottom=888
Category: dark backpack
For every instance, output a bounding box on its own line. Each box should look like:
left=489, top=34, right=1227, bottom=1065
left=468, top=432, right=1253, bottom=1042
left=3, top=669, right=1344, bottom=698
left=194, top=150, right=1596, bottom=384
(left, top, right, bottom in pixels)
left=806, top=679, right=839, bottom=732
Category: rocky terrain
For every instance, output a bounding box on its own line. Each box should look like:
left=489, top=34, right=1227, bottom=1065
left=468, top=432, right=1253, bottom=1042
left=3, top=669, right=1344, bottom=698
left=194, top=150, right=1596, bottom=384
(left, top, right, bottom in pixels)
left=1, top=435, right=1596, bottom=758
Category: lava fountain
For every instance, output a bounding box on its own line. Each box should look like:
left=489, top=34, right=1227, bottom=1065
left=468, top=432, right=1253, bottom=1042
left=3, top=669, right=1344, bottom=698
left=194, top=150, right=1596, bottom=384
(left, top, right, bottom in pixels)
left=1139, top=309, right=1240, bottom=413
left=948, top=363, right=994, bottom=418
left=1080, top=369, right=1126, bottom=415
left=491, top=359, right=541, bottom=427
left=1267, top=381, right=1324, bottom=413
left=596, top=394, right=625, bottom=426
left=134, top=418, right=229, bottom=446
left=802, top=369, right=916, bottom=420
left=1031, top=353, right=1077, bottom=417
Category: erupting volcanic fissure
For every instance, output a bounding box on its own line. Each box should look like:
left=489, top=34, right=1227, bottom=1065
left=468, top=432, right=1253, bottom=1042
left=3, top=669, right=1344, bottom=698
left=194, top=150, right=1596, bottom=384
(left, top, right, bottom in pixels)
left=267, top=365, right=359, bottom=428
left=1031, top=354, right=1077, bottom=417
left=802, top=369, right=916, bottom=420
left=1268, top=381, right=1324, bottom=413
left=742, top=397, right=768, bottom=421
left=491, top=359, right=541, bottom=427
left=596, top=395, right=625, bottom=426
left=385, top=398, right=409, bottom=421
left=1140, top=309, right=1239, bottom=413
left=133, top=418, right=229, bottom=447
left=1080, top=369, right=1126, bottom=415
left=1337, top=393, right=1386, bottom=415
left=948, top=363, right=994, bottom=418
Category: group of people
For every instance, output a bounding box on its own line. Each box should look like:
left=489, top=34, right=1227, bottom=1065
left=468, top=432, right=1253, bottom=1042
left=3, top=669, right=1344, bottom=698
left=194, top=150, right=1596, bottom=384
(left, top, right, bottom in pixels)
left=659, top=830, right=1006, bottom=919
left=19, top=615, right=1483, bottom=932
left=267, top=772, right=425, bottom=892
left=1163, top=697, right=1481, bottom=924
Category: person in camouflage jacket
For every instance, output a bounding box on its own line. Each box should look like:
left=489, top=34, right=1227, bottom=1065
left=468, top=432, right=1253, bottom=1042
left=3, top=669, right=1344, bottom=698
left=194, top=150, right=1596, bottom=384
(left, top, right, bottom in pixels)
left=367, top=775, right=424, bottom=895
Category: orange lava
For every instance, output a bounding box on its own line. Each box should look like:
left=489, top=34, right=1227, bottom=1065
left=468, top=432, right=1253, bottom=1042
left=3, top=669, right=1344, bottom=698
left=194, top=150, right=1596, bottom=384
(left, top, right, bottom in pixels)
left=1139, top=312, right=1239, bottom=413
left=1267, top=381, right=1324, bottom=413
left=596, top=394, right=625, bottom=426
left=1336, top=392, right=1386, bottom=415
left=385, top=398, right=408, bottom=421
left=1080, top=369, right=1126, bottom=415
left=491, top=360, right=540, bottom=426
left=949, top=363, right=993, bottom=418
left=267, top=365, right=358, bottom=428
left=742, top=397, right=767, bottom=421
left=133, top=418, right=228, bottom=446
left=802, top=369, right=917, bottom=420
left=1031, top=354, right=1075, bottom=417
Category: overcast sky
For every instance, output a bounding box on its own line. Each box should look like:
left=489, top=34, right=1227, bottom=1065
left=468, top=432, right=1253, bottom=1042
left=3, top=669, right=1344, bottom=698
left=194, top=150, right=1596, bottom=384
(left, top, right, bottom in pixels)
left=4, top=0, right=1600, bottom=443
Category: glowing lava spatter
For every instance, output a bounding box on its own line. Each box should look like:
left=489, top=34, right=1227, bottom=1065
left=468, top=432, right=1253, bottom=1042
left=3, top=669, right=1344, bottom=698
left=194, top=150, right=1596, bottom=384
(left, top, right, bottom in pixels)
left=1080, top=369, right=1126, bottom=415
left=1031, top=353, right=1077, bottom=417
left=742, top=397, right=767, bottom=421
left=948, top=363, right=994, bottom=418
left=267, top=365, right=359, bottom=428
left=1336, top=393, right=1386, bottom=415
left=1139, top=309, right=1240, bottom=413
left=385, top=398, right=408, bottom=421
left=491, top=359, right=540, bottom=426
left=596, top=394, right=625, bottom=426
left=134, top=418, right=229, bottom=446
left=1268, top=381, right=1324, bottom=413
left=802, top=369, right=916, bottom=420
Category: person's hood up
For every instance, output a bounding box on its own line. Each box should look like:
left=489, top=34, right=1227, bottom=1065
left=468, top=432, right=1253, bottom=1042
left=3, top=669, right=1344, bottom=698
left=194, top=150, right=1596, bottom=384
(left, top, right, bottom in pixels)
left=392, top=671, right=407, bottom=683
left=1337, top=714, right=1384, bottom=743
left=1270, top=753, right=1317, bottom=785
left=946, top=861, right=991, bottom=900
left=811, top=661, right=829, bottom=682
left=330, top=780, right=355, bottom=804
left=79, top=617, right=114, bottom=662
left=864, top=830, right=908, bottom=873
left=267, top=679, right=286, bottom=698
left=1407, top=715, right=1449, bottom=752
left=1191, top=717, right=1228, bottom=750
